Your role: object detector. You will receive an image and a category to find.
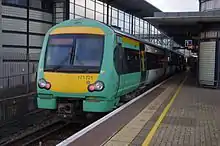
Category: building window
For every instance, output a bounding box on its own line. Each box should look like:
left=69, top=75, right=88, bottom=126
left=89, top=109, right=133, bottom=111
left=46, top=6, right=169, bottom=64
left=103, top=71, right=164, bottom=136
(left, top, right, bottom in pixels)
left=30, top=0, right=41, bottom=9
left=3, top=0, right=27, bottom=6
left=2, top=0, right=53, bottom=13
left=67, top=0, right=176, bottom=49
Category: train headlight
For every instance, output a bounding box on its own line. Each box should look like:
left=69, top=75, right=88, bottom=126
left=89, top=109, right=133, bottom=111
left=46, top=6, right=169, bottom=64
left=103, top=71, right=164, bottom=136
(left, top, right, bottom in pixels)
left=38, top=78, right=47, bottom=88
left=45, top=82, right=51, bottom=90
left=88, top=84, right=95, bottom=92
left=38, top=78, right=51, bottom=90
left=95, top=81, right=104, bottom=91
left=88, top=81, right=105, bottom=92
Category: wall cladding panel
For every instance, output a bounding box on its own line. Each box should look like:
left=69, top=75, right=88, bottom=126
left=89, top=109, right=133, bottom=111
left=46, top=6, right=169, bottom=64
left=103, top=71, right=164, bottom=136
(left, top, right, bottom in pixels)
left=29, top=35, right=44, bottom=47
left=29, top=21, right=51, bottom=34
left=29, top=10, right=52, bottom=22
left=1, top=48, right=26, bottom=60
left=3, top=18, right=27, bottom=32
left=3, top=33, right=26, bottom=46
left=2, top=6, right=27, bottom=18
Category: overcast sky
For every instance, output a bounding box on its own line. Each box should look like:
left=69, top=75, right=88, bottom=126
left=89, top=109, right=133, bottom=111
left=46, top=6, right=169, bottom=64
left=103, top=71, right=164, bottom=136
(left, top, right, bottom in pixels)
left=145, top=0, right=199, bottom=12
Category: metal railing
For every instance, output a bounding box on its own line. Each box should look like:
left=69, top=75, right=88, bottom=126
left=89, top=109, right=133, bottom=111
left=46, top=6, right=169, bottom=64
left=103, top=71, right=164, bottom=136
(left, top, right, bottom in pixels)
left=0, top=72, right=37, bottom=100
left=0, top=72, right=37, bottom=91
left=0, top=72, right=38, bottom=125
left=0, top=92, right=37, bottom=125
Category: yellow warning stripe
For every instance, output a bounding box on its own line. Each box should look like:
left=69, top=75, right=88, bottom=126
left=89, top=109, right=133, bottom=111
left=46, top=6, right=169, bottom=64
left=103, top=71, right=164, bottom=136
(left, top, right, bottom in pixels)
left=50, top=26, right=105, bottom=35
left=142, top=76, right=187, bottom=146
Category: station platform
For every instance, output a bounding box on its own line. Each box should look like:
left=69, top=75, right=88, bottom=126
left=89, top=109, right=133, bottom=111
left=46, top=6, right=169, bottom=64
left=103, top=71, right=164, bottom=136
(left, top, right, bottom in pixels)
left=58, top=72, right=220, bottom=146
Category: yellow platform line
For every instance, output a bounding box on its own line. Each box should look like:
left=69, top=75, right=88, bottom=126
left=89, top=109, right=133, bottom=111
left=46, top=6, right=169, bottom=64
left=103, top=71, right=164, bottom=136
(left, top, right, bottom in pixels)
left=142, top=76, right=187, bottom=146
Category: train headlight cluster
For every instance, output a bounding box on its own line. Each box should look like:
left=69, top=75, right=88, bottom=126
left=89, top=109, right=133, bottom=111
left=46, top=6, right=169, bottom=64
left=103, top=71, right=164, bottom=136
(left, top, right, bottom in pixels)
left=38, top=78, right=51, bottom=90
left=88, top=81, right=105, bottom=92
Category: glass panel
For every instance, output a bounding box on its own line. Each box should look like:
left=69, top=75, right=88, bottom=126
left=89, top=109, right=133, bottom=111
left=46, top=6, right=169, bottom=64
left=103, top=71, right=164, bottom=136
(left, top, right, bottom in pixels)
left=104, top=5, right=108, bottom=15
left=45, top=34, right=104, bottom=70
left=86, top=0, right=94, bottom=10
left=119, top=11, right=124, bottom=20
left=112, top=18, right=117, bottom=26
left=135, top=17, right=139, bottom=26
left=96, top=3, right=103, bottom=13
left=18, top=0, right=27, bottom=6
left=96, top=12, right=104, bottom=22
left=75, top=0, right=85, bottom=7
left=140, top=19, right=143, bottom=28
left=103, top=14, right=107, bottom=24
left=119, top=20, right=124, bottom=29
left=125, top=29, right=130, bottom=33
left=3, top=0, right=27, bottom=6
left=74, top=35, right=103, bottom=67
left=125, top=22, right=129, bottom=30
left=70, top=13, right=75, bottom=19
left=70, top=3, right=74, bottom=14
left=112, top=8, right=118, bottom=18
left=125, top=13, right=130, bottom=23
left=86, top=8, right=94, bottom=19
left=30, top=0, right=41, bottom=9
left=75, top=5, right=85, bottom=17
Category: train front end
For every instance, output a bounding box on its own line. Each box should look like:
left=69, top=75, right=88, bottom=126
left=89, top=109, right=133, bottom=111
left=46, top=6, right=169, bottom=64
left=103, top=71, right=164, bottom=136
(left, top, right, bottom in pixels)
left=36, top=19, right=117, bottom=117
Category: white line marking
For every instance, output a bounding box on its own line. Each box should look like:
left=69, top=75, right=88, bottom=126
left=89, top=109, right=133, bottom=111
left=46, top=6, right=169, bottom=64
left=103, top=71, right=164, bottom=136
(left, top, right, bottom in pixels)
left=56, top=76, right=172, bottom=146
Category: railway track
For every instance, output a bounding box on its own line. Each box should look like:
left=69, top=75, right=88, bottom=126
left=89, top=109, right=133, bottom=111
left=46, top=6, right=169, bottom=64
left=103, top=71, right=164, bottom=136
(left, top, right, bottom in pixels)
left=1, top=113, right=103, bottom=146
left=0, top=110, right=59, bottom=146
left=18, top=122, right=84, bottom=146
left=3, top=120, right=73, bottom=146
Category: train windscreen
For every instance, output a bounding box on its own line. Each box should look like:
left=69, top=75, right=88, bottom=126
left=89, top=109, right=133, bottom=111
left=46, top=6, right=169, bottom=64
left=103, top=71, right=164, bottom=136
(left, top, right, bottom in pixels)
left=44, top=34, right=104, bottom=72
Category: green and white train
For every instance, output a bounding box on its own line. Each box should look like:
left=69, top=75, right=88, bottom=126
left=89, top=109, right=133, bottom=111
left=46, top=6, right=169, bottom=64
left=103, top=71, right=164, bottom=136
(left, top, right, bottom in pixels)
left=36, top=18, right=185, bottom=117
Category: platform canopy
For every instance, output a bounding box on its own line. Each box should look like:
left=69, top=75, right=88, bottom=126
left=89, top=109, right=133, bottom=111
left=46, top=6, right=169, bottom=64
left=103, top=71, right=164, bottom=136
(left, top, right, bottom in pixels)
left=144, top=11, right=220, bottom=46
left=99, top=0, right=162, bottom=18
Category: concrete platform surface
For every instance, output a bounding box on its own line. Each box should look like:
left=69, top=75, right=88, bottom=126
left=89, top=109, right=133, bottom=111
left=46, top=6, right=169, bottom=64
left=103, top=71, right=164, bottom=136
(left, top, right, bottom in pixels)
left=103, top=73, right=220, bottom=146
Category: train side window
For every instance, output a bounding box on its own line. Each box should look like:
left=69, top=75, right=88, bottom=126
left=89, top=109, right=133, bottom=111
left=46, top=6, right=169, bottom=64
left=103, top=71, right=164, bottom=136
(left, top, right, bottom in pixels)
left=124, top=48, right=140, bottom=73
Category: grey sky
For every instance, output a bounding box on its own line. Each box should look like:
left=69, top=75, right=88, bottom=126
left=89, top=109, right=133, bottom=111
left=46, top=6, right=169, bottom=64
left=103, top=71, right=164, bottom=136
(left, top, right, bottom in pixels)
left=146, top=0, right=199, bottom=12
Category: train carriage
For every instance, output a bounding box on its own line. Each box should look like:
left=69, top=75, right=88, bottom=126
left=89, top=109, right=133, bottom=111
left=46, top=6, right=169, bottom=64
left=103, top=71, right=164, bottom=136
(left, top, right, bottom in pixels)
left=36, top=18, right=184, bottom=117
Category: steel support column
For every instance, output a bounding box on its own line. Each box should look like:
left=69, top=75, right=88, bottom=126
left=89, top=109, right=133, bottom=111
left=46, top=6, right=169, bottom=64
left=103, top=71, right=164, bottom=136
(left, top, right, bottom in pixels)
left=26, top=0, right=30, bottom=93
left=107, top=3, right=109, bottom=25
left=131, top=14, right=134, bottom=35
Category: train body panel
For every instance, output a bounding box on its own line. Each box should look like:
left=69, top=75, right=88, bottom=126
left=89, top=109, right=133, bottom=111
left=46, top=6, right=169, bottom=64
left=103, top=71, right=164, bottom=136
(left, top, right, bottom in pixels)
left=36, top=18, right=185, bottom=115
left=147, top=68, right=165, bottom=84
left=165, top=66, right=171, bottom=76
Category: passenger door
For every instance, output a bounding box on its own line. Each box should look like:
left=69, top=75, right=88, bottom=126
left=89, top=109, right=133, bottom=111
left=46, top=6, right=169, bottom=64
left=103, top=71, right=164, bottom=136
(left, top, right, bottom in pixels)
left=114, top=36, right=124, bottom=97
left=140, top=43, right=146, bottom=86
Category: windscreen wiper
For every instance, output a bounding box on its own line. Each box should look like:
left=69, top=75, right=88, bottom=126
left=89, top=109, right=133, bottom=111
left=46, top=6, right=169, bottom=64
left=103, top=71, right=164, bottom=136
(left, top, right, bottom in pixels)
left=52, top=46, right=76, bottom=72
left=74, top=55, right=85, bottom=66
left=52, top=54, right=71, bottom=71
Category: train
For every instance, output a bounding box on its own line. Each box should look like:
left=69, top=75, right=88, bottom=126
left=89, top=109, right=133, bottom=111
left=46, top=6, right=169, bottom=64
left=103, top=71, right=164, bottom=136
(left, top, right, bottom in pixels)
left=36, top=18, right=185, bottom=118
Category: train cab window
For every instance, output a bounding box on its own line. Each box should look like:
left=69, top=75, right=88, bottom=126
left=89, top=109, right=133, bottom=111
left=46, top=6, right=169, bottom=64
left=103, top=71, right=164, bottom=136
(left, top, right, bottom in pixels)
left=74, top=35, right=104, bottom=67
left=44, top=34, right=104, bottom=72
